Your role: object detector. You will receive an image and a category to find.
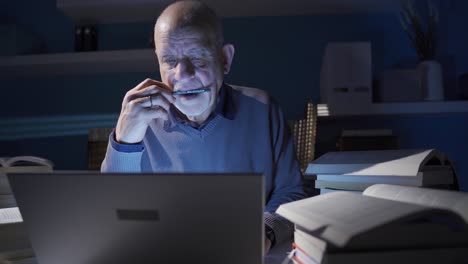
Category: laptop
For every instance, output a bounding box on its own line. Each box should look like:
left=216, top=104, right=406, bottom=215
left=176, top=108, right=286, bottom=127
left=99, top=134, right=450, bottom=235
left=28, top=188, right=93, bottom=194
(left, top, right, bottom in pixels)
left=8, top=172, right=264, bottom=264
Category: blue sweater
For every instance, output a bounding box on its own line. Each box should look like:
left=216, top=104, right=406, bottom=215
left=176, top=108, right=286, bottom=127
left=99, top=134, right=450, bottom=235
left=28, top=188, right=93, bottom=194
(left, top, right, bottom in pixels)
left=101, top=83, right=306, bottom=244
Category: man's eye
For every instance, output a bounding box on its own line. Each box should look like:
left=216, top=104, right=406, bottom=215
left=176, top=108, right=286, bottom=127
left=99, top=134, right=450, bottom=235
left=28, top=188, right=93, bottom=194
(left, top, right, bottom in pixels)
left=163, top=58, right=177, bottom=66
left=191, top=58, right=206, bottom=67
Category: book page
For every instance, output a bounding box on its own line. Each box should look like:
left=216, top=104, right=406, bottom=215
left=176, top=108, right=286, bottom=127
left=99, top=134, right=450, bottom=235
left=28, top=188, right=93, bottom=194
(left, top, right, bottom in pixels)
left=363, top=184, right=468, bottom=222
left=306, top=149, right=436, bottom=176
left=0, top=207, right=23, bottom=224
left=276, top=192, right=428, bottom=247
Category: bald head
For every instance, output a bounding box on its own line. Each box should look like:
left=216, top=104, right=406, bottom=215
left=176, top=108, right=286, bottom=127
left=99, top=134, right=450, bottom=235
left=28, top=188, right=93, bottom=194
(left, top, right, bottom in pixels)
left=154, top=1, right=223, bottom=48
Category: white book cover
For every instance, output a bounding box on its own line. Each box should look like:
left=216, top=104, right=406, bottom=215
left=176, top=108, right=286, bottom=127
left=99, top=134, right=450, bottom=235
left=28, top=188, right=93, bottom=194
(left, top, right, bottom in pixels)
left=312, top=168, right=454, bottom=187
left=305, top=149, right=450, bottom=176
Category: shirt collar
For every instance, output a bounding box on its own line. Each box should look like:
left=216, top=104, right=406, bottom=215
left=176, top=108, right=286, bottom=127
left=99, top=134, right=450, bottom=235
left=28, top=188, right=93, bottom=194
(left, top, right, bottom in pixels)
left=165, top=83, right=235, bottom=129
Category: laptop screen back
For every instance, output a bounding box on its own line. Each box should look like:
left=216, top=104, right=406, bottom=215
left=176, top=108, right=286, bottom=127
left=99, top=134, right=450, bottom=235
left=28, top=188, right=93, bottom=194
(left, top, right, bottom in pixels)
left=8, top=172, right=264, bottom=264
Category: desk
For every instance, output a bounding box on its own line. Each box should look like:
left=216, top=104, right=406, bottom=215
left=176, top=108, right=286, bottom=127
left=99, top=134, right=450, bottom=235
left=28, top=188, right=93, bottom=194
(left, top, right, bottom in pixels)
left=3, top=239, right=294, bottom=264
left=264, top=239, right=293, bottom=264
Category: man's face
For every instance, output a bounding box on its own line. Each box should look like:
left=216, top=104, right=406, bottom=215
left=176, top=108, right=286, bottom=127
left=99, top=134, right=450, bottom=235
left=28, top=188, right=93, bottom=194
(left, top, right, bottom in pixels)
left=155, top=27, right=224, bottom=119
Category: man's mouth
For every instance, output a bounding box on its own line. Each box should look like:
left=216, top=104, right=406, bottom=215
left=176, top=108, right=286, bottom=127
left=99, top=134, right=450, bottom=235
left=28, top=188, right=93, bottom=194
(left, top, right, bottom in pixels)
left=180, top=92, right=199, bottom=100
left=172, top=88, right=210, bottom=95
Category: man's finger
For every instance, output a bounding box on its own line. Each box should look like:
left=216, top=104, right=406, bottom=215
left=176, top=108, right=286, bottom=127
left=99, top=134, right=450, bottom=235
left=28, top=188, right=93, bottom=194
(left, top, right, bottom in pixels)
left=135, top=78, right=172, bottom=93
left=144, top=94, right=172, bottom=111
left=142, top=106, right=169, bottom=120
left=129, top=94, right=172, bottom=111
left=132, top=85, right=176, bottom=103
left=124, top=79, right=171, bottom=102
left=131, top=78, right=157, bottom=92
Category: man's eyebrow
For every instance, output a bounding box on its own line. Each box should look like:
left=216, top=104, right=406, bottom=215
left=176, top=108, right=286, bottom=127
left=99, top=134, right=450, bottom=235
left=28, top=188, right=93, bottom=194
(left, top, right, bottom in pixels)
left=185, top=48, right=214, bottom=57
left=160, top=53, right=176, bottom=59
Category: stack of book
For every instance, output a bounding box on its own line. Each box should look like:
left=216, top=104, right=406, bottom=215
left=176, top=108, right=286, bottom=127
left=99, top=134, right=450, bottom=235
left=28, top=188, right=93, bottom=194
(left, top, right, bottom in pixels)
left=0, top=156, right=53, bottom=264
left=337, top=129, right=398, bottom=151
left=304, top=149, right=457, bottom=194
left=277, top=184, right=468, bottom=264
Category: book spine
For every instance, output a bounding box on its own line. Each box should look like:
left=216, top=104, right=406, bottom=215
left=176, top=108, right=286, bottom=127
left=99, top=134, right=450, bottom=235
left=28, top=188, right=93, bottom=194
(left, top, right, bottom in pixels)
left=298, top=120, right=304, bottom=170
left=305, top=101, right=316, bottom=164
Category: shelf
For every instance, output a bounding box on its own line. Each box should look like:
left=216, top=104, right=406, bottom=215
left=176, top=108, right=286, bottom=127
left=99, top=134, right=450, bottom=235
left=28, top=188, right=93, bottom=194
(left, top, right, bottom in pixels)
left=0, top=114, right=118, bottom=141
left=57, top=0, right=404, bottom=24
left=0, top=49, right=157, bottom=77
left=317, top=100, right=468, bottom=117
left=2, top=101, right=468, bottom=141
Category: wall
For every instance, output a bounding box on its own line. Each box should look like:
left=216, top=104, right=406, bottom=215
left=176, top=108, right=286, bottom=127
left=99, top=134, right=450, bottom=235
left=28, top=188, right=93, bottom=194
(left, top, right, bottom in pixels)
left=1, top=0, right=467, bottom=190
left=448, top=0, right=468, bottom=75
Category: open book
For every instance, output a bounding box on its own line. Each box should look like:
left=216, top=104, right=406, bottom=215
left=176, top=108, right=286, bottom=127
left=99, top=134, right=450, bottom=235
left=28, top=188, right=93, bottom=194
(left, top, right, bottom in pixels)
left=0, top=156, right=53, bottom=171
left=277, top=184, right=468, bottom=250
left=305, top=149, right=451, bottom=176
left=0, top=156, right=53, bottom=195
left=305, top=149, right=456, bottom=188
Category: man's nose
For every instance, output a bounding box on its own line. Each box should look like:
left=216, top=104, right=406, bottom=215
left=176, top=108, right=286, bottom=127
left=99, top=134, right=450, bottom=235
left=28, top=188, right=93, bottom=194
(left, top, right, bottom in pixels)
left=175, top=58, right=195, bottom=80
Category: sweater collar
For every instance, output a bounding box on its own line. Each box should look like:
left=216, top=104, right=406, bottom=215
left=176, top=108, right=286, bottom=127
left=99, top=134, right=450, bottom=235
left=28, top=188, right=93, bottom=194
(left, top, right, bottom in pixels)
left=164, top=83, right=235, bottom=129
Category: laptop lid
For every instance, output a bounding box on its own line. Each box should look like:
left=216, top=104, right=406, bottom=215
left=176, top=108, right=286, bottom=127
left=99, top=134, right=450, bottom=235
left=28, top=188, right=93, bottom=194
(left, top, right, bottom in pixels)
left=8, top=172, right=264, bottom=264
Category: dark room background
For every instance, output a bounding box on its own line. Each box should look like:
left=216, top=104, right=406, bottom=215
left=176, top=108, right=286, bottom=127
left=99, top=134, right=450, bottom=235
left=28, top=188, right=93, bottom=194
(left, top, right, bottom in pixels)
left=1, top=0, right=467, bottom=190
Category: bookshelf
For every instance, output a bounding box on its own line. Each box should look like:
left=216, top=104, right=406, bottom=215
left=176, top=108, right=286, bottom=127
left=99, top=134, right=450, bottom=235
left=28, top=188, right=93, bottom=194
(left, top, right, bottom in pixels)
left=57, top=0, right=403, bottom=24
left=0, top=49, right=157, bottom=77
left=317, top=100, right=468, bottom=117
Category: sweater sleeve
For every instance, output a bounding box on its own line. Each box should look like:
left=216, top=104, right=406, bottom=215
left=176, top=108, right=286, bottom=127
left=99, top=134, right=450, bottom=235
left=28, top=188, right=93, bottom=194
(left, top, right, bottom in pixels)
left=264, top=100, right=306, bottom=246
left=100, top=131, right=145, bottom=173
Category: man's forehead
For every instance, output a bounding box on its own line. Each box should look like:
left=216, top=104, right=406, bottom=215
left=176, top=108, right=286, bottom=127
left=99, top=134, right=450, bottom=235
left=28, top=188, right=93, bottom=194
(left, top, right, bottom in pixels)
left=157, top=25, right=214, bottom=42
left=156, top=27, right=216, bottom=52
left=159, top=45, right=214, bottom=58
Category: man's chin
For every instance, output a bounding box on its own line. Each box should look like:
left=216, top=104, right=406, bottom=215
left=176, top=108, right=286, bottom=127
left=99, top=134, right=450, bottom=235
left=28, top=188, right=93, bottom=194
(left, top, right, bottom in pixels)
left=175, top=105, right=208, bottom=119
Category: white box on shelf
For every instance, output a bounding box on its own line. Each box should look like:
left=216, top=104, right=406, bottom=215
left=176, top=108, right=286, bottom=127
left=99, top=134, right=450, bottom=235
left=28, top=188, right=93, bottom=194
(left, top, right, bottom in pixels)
left=320, top=42, right=372, bottom=115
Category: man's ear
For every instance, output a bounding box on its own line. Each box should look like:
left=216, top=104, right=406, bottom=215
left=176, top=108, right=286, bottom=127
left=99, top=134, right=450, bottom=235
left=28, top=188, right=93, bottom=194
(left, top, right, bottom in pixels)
left=221, top=44, right=235, bottom=74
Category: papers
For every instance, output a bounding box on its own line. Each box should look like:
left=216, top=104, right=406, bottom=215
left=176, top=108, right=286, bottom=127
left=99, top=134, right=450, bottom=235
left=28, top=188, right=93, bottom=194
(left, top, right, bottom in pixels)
left=277, top=184, right=468, bottom=249
left=0, top=208, right=22, bottom=225
left=364, top=184, right=468, bottom=222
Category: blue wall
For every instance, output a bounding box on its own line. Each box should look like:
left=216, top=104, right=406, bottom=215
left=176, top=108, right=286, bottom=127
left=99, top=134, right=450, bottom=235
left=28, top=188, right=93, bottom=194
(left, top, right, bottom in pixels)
left=1, top=0, right=467, bottom=190
left=448, top=0, right=468, bottom=75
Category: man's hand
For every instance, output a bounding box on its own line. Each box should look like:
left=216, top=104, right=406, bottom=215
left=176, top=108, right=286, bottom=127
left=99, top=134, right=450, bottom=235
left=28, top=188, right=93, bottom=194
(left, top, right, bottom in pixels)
left=116, top=78, right=176, bottom=144
left=264, top=237, right=272, bottom=255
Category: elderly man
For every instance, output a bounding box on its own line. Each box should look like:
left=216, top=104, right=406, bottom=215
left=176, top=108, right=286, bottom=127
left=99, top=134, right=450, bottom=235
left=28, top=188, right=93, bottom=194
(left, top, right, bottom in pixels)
left=101, top=0, right=305, bottom=253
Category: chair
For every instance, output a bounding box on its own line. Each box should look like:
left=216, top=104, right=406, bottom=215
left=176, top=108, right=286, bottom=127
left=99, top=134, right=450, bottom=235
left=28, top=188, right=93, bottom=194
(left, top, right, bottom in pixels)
left=289, top=101, right=317, bottom=173
left=87, top=128, right=113, bottom=171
